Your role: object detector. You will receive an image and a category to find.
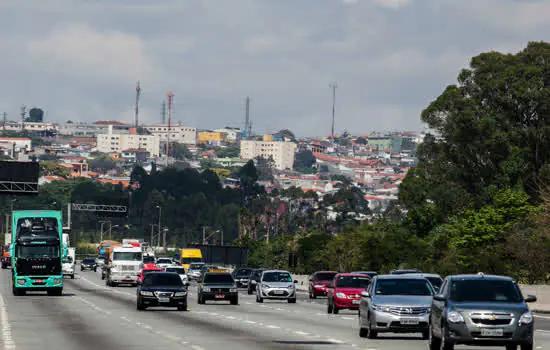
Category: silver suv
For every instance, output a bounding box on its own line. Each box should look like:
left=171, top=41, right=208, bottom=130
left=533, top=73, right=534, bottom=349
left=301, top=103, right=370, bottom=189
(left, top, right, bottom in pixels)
left=429, top=274, right=536, bottom=350
left=256, top=270, right=297, bottom=303
left=359, top=275, right=434, bottom=339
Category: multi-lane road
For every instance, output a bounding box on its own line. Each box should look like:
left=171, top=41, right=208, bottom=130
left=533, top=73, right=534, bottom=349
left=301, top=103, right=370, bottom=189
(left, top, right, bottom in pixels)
left=1, top=269, right=550, bottom=350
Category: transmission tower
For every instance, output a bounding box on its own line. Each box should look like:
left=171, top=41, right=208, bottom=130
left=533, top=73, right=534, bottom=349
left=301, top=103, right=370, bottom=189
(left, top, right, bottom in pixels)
left=161, top=100, right=166, bottom=124
left=20, top=105, right=26, bottom=131
left=330, top=82, right=338, bottom=137
left=135, top=81, right=141, bottom=130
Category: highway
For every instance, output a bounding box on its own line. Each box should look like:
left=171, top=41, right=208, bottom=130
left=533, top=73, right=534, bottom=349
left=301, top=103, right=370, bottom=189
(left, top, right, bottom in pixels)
left=1, top=269, right=550, bottom=350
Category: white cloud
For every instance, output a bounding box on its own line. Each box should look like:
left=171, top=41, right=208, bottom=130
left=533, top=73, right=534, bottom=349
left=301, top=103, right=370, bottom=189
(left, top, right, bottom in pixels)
left=27, top=23, right=155, bottom=84
left=373, top=0, right=412, bottom=9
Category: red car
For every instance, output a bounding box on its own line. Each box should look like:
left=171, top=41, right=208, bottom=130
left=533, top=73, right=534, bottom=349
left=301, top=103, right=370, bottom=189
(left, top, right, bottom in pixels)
left=327, top=273, right=371, bottom=314
left=138, top=267, right=163, bottom=284
left=308, top=271, right=338, bottom=298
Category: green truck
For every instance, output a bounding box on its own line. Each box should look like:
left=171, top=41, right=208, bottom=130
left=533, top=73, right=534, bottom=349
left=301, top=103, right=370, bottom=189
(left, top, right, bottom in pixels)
left=10, top=210, right=66, bottom=296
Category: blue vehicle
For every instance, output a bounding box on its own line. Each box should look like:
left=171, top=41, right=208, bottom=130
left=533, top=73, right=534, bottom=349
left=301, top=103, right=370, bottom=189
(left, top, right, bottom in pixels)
left=11, top=210, right=66, bottom=296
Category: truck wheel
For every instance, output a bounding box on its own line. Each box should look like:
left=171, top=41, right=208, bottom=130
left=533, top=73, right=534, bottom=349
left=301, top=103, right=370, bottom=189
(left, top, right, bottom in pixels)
left=70, top=274, right=75, bottom=280
left=230, top=297, right=239, bottom=305
left=47, top=288, right=62, bottom=296
left=1, top=263, right=6, bottom=269
left=12, top=285, right=25, bottom=296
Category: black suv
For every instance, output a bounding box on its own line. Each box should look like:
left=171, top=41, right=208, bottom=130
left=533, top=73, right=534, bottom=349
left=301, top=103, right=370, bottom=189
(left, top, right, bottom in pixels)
left=247, top=269, right=264, bottom=295
left=429, top=274, right=536, bottom=350
left=232, top=267, right=253, bottom=288
left=80, top=258, right=97, bottom=271
left=137, top=272, right=188, bottom=311
left=198, top=272, right=238, bottom=305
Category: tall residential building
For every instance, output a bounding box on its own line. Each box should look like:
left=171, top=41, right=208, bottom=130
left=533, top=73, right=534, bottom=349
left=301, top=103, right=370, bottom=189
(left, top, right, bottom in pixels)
left=97, top=126, right=160, bottom=156
left=240, top=140, right=296, bottom=170
left=143, top=124, right=197, bottom=145
left=214, top=127, right=241, bottom=142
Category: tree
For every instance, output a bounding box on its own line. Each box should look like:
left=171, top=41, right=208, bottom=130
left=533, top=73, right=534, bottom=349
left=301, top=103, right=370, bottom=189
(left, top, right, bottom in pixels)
left=40, top=162, right=70, bottom=178
left=214, top=146, right=240, bottom=158
left=355, top=137, right=367, bottom=145
left=26, top=108, right=44, bottom=122
left=171, top=142, right=193, bottom=160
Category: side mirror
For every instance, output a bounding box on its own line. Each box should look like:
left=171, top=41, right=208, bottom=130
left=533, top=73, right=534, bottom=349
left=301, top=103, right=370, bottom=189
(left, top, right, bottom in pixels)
left=360, top=290, right=370, bottom=298
left=525, top=295, right=537, bottom=303
left=293, top=280, right=298, bottom=284
left=63, top=247, right=68, bottom=258
left=433, top=294, right=445, bottom=301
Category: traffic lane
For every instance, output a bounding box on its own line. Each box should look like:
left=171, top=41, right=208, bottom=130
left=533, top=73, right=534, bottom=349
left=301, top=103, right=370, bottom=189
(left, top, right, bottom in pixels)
left=68, top=275, right=354, bottom=350
left=535, top=314, right=550, bottom=332
left=0, top=271, right=189, bottom=350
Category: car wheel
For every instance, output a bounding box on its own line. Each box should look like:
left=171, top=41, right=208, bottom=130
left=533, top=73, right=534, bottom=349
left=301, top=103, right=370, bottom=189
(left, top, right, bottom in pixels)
left=70, top=274, right=75, bottom=280
left=327, top=301, right=333, bottom=314
left=520, top=343, right=533, bottom=350
left=256, top=293, right=263, bottom=303
left=310, top=290, right=316, bottom=299
left=231, top=297, right=239, bottom=305
left=247, top=287, right=253, bottom=295
left=198, top=295, right=204, bottom=305
left=177, top=303, right=188, bottom=311
left=428, top=323, right=441, bottom=350
left=137, top=299, right=146, bottom=310
left=359, top=311, right=368, bottom=338
left=367, top=313, right=377, bottom=339
left=422, top=330, right=429, bottom=340
left=81, top=267, right=84, bottom=271
left=288, top=298, right=296, bottom=304
left=333, top=305, right=340, bottom=314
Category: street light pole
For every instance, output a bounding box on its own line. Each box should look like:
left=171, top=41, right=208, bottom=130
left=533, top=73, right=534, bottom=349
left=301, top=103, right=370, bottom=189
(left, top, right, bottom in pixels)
left=99, top=221, right=106, bottom=242
left=157, top=206, right=162, bottom=249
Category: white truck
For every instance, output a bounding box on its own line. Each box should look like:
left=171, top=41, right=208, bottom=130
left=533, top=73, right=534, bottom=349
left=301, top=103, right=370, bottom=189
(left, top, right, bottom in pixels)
left=106, top=244, right=143, bottom=287
left=62, top=247, right=76, bottom=279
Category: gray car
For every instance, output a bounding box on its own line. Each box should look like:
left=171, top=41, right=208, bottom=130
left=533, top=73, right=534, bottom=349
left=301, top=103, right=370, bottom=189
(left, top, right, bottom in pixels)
left=404, top=273, right=444, bottom=293
left=256, top=270, right=298, bottom=303
left=429, top=274, right=536, bottom=350
left=359, top=275, right=434, bottom=339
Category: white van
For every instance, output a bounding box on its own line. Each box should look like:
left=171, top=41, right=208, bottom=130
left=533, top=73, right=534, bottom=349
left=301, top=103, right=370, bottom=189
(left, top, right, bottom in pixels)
left=62, top=247, right=76, bottom=279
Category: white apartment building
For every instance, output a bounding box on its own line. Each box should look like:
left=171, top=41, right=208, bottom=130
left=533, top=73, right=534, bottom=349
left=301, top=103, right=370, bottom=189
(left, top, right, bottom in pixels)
left=0, top=137, right=32, bottom=152
left=97, top=126, right=160, bottom=156
left=240, top=140, right=296, bottom=170
left=3, top=121, right=57, bottom=132
left=58, top=122, right=130, bottom=137
left=143, top=124, right=197, bottom=145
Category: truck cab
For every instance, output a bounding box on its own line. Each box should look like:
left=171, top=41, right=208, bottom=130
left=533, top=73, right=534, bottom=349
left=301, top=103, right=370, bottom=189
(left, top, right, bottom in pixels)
left=62, top=247, right=75, bottom=279
left=105, top=244, right=143, bottom=287
left=180, top=248, right=203, bottom=271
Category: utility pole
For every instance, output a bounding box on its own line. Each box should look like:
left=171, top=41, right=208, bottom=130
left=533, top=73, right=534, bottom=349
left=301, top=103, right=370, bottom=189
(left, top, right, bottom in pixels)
left=2, top=112, right=6, bottom=135
left=329, top=82, right=338, bottom=137
left=161, top=100, right=166, bottom=124
left=157, top=206, right=162, bottom=249
left=20, top=105, right=26, bottom=131
left=166, top=92, right=174, bottom=166
left=162, top=227, right=167, bottom=252
left=244, top=96, right=250, bottom=138
left=202, top=227, right=206, bottom=244
left=135, top=81, right=141, bottom=130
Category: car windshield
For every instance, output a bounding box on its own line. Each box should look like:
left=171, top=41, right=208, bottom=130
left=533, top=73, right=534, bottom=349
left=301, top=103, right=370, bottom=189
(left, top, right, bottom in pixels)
left=62, top=257, right=73, bottom=263
left=143, top=256, right=155, bottom=263
left=166, top=268, right=186, bottom=275
left=427, top=277, right=443, bottom=289
left=157, top=259, right=172, bottom=264
left=235, top=269, right=252, bottom=276
left=16, top=217, right=59, bottom=240
left=336, top=275, right=370, bottom=288
left=182, top=257, right=203, bottom=264
left=17, top=245, right=59, bottom=259
left=189, top=263, right=204, bottom=269
left=143, top=269, right=162, bottom=275
left=204, top=273, right=234, bottom=284
left=450, top=280, right=523, bottom=303
left=315, top=273, right=337, bottom=281
left=83, top=258, right=95, bottom=264
left=375, top=279, right=433, bottom=296
left=113, top=252, right=142, bottom=261
left=144, top=273, right=183, bottom=286
left=263, top=272, right=292, bottom=283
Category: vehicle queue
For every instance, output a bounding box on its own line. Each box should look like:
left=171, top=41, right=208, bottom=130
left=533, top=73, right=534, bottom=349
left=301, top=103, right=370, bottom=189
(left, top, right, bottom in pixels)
left=71, top=252, right=537, bottom=350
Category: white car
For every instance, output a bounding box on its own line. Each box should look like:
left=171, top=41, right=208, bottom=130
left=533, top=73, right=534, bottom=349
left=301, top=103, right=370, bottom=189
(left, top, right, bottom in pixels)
left=156, top=258, right=174, bottom=269
left=164, top=266, right=189, bottom=285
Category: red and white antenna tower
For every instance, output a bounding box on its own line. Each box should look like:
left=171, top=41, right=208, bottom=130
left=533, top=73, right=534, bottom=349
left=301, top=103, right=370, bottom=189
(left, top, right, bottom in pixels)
left=165, top=92, right=174, bottom=166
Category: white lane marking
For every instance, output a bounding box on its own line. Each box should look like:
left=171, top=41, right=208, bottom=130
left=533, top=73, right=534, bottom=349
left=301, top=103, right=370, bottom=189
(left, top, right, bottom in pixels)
left=267, top=325, right=280, bottom=329
left=536, top=329, right=550, bottom=333
left=294, top=331, right=309, bottom=336
left=75, top=296, right=112, bottom=315
left=342, top=317, right=354, bottom=320
left=0, top=293, right=15, bottom=349
left=78, top=276, right=134, bottom=297
left=534, top=314, right=550, bottom=319
left=326, top=338, right=344, bottom=344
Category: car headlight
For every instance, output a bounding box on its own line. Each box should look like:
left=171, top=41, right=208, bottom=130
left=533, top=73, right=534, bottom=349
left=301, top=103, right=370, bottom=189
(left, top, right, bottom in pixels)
left=140, top=291, right=154, bottom=296
left=519, top=310, right=533, bottom=325
left=174, top=292, right=187, bottom=297
left=314, top=284, right=324, bottom=288
left=203, top=287, right=210, bottom=292
left=372, top=304, right=390, bottom=313
left=447, top=310, right=465, bottom=323
left=288, top=284, right=295, bottom=289
left=262, top=283, right=271, bottom=289
left=54, top=278, right=62, bottom=285
left=336, top=292, right=346, bottom=298
left=230, top=288, right=238, bottom=292
left=17, top=279, right=25, bottom=286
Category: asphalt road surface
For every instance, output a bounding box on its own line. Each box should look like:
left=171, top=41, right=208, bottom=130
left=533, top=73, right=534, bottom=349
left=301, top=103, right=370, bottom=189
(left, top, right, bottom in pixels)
left=1, top=269, right=550, bottom=350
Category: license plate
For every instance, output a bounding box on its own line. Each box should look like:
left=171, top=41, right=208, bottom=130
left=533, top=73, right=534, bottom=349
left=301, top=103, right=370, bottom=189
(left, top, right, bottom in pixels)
left=35, top=279, right=44, bottom=283
left=401, top=318, right=419, bottom=325
left=215, top=294, right=225, bottom=299
left=274, top=290, right=284, bottom=295
left=352, top=300, right=360, bottom=305
left=158, top=297, right=170, bottom=303
left=481, top=328, right=503, bottom=337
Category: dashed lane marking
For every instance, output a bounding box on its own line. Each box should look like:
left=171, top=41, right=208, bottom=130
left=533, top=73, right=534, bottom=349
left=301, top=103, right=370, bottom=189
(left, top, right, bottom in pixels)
left=0, top=293, right=15, bottom=349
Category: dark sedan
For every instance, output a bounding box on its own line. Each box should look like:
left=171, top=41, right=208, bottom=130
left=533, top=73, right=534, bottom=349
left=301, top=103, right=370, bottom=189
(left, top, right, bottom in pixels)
left=232, top=268, right=253, bottom=288
left=136, top=272, right=188, bottom=311
left=198, top=272, right=238, bottom=305
left=80, top=258, right=97, bottom=271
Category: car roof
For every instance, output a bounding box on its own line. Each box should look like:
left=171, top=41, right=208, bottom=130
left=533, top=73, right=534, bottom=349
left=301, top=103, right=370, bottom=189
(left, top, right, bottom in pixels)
left=262, top=269, right=291, bottom=274
left=404, top=273, right=442, bottom=278
left=375, top=274, right=430, bottom=280
left=448, top=274, right=514, bottom=282
left=336, top=273, right=371, bottom=277
left=204, top=272, right=232, bottom=276
left=314, top=271, right=338, bottom=274
left=143, top=267, right=163, bottom=271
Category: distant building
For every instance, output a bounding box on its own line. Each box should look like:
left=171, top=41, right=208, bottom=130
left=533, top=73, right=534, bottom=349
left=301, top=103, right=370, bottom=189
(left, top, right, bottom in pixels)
left=240, top=140, right=296, bottom=170
left=143, top=124, right=197, bottom=145
left=97, top=127, right=160, bottom=156
left=121, top=148, right=149, bottom=163
left=0, top=137, right=32, bottom=153
left=198, top=131, right=226, bottom=145
left=367, top=136, right=392, bottom=151
left=2, top=121, right=57, bottom=133
left=214, top=128, right=241, bottom=142
left=59, top=121, right=130, bottom=137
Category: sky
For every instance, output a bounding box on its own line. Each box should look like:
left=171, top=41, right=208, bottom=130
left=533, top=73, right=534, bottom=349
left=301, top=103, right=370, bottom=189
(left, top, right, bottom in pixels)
left=0, top=0, right=548, bottom=137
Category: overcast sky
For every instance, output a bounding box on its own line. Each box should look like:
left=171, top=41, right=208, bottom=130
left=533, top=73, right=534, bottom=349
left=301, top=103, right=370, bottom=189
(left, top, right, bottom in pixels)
left=0, top=0, right=547, bottom=137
